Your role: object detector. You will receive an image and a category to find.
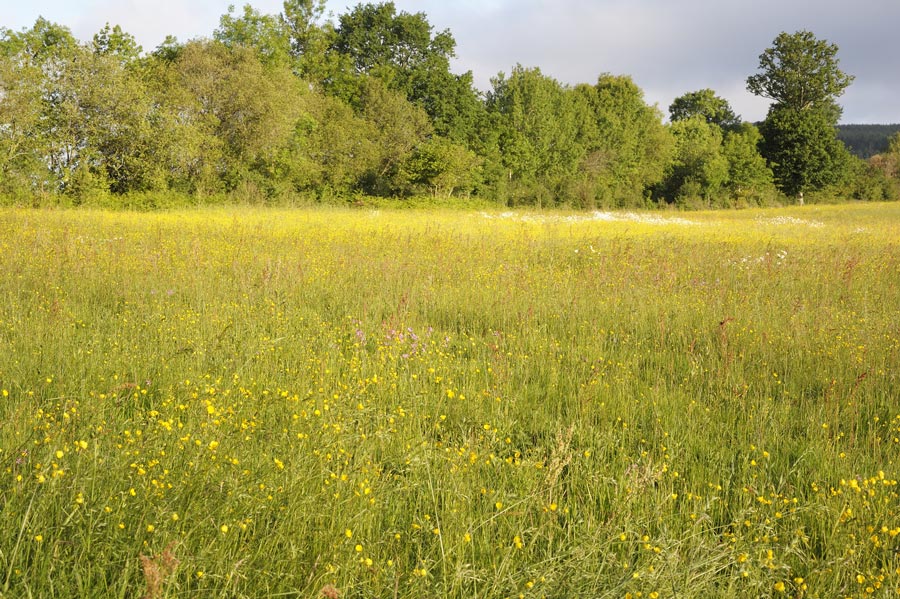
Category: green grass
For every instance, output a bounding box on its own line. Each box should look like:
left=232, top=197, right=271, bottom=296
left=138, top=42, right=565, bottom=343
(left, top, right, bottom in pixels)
left=0, top=204, right=898, bottom=598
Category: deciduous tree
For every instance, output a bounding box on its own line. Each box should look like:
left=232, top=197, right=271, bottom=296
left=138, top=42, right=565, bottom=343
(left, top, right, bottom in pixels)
left=747, top=31, right=853, bottom=199
left=332, top=2, right=482, bottom=142
left=721, top=123, right=774, bottom=201
left=669, top=89, right=740, bottom=130
left=215, top=4, right=292, bottom=68
left=574, top=75, right=673, bottom=206
left=487, top=66, right=582, bottom=205
left=661, top=116, right=728, bottom=207
left=746, top=30, right=853, bottom=112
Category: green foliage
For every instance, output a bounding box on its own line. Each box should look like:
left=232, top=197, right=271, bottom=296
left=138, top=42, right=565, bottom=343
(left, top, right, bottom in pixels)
left=841, top=155, right=899, bottom=201
left=661, top=117, right=728, bottom=207
left=333, top=2, right=454, bottom=81
left=0, top=17, right=78, bottom=61
left=746, top=30, right=853, bottom=113
left=837, top=124, right=900, bottom=159
left=1, top=21, right=156, bottom=200
left=865, top=132, right=900, bottom=200
left=282, top=0, right=327, bottom=56
left=79, top=53, right=168, bottom=195
left=487, top=66, right=582, bottom=205
left=1, top=12, right=892, bottom=208
left=214, top=4, right=292, bottom=67
left=890, top=131, right=900, bottom=155
left=484, top=71, right=674, bottom=208
left=722, top=124, right=775, bottom=202
left=282, top=0, right=354, bottom=98
left=357, top=78, right=433, bottom=194
left=658, top=121, right=774, bottom=208
left=301, top=93, right=378, bottom=195
left=151, top=35, right=182, bottom=62
left=400, top=137, right=481, bottom=198
left=0, top=21, right=80, bottom=198
left=330, top=2, right=484, bottom=144
left=669, top=89, right=740, bottom=130
left=574, top=75, right=673, bottom=207
left=749, top=31, right=855, bottom=198
left=92, top=23, right=142, bottom=63
left=758, top=105, right=851, bottom=198
left=0, top=53, right=47, bottom=199
left=163, top=40, right=309, bottom=195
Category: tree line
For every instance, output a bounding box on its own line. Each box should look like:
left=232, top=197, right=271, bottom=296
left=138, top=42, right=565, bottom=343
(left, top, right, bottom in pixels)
left=1, top=1, right=898, bottom=208
left=837, top=125, right=900, bottom=159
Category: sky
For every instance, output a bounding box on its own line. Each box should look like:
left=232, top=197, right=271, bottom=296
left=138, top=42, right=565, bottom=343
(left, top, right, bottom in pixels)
left=5, top=0, right=899, bottom=124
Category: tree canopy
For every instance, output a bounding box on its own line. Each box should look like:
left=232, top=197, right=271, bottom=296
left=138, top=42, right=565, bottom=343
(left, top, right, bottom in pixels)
left=669, top=89, right=740, bottom=130
left=0, top=9, right=892, bottom=208
left=747, top=31, right=855, bottom=198
left=746, top=30, right=853, bottom=113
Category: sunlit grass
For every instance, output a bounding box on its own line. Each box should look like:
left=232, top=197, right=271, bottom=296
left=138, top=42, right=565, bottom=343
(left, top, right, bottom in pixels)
left=1, top=203, right=898, bottom=598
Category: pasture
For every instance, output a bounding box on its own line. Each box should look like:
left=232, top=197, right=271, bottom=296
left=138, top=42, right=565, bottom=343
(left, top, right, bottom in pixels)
left=0, top=204, right=898, bottom=598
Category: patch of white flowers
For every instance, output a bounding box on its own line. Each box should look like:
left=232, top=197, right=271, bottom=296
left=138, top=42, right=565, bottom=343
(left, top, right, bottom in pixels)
left=756, top=216, right=824, bottom=228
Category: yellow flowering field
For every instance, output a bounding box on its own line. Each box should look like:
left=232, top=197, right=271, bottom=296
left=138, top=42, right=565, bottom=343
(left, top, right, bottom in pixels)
left=0, top=204, right=899, bottom=598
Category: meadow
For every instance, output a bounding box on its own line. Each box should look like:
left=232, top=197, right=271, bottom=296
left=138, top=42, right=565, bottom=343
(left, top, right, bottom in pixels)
left=0, top=204, right=898, bottom=598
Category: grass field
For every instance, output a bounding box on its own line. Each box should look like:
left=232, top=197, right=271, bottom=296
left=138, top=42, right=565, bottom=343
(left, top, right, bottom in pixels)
left=1, top=204, right=899, bottom=598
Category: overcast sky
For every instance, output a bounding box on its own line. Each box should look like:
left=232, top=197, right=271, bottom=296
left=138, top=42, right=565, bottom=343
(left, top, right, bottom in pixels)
left=5, top=0, right=899, bottom=123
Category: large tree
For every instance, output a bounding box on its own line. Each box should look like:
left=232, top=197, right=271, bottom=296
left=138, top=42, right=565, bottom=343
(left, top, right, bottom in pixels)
left=722, top=123, right=775, bottom=201
left=660, top=116, right=729, bottom=207
left=747, top=31, right=853, bottom=199
left=573, top=75, right=673, bottom=207
left=331, top=2, right=483, bottom=142
left=357, top=77, right=432, bottom=194
left=0, top=54, right=45, bottom=199
left=669, top=89, right=740, bottom=130
left=747, top=31, right=853, bottom=112
left=0, top=19, right=80, bottom=196
left=487, top=66, right=583, bottom=205
left=758, top=105, right=850, bottom=197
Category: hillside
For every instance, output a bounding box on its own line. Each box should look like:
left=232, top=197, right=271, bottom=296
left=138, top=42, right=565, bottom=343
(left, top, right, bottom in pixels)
left=838, top=123, right=900, bottom=158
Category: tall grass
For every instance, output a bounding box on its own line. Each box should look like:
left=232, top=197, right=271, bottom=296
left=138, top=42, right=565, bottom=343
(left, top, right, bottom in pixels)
left=0, top=204, right=898, bottom=598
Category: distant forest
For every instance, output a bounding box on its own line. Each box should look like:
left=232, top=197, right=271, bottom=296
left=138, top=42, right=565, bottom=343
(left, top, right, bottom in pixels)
left=1, top=1, right=899, bottom=208
left=837, top=124, right=900, bottom=159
